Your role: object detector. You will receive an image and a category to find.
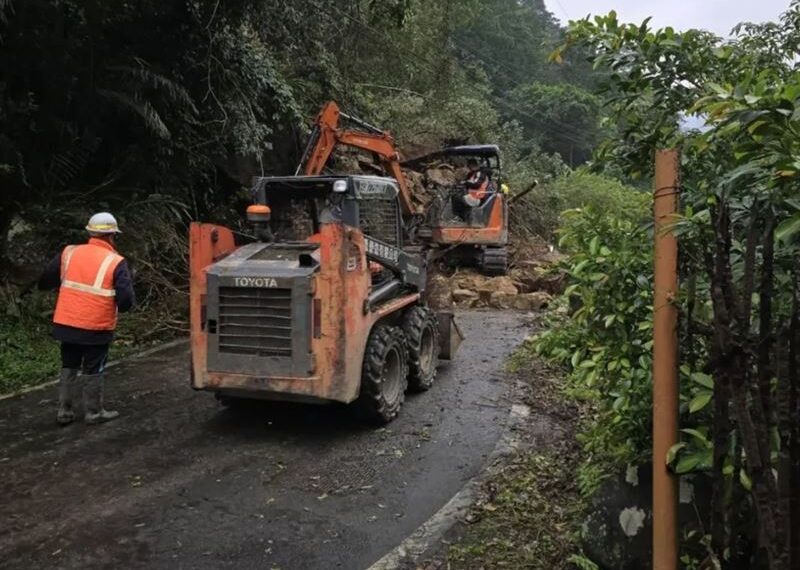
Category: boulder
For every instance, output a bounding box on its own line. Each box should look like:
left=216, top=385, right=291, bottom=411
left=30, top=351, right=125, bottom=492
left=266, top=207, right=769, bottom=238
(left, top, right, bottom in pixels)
left=426, top=273, right=453, bottom=309
left=455, top=272, right=489, bottom=292
left=452, top=288, right=479, bottom=304
left=511, top=292, right=552, bottom=311
left=488, top=291, right=516, bottom=309
left=478, top=276, right=518, bottom=304
left=478, top=276, right=518, bottom=295
left=425, top=165, right=457, bottom=187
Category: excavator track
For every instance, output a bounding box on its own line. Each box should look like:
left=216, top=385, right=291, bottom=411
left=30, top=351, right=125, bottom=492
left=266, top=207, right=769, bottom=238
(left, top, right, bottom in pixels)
left=479, top=247, right=508, bottom=276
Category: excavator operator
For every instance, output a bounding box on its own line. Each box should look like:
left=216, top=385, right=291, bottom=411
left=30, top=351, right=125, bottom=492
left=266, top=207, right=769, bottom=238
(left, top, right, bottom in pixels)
left=451, top=158, right=490, bottom=222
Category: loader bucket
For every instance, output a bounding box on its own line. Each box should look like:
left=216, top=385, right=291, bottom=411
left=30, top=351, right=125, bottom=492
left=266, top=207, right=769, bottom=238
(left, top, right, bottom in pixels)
left=436, top=311, right=464, bottom=360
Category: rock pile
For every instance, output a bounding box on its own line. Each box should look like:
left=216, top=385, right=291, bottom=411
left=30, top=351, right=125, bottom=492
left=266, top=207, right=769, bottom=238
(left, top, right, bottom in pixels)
left=427, top=268, right=561, bottom=311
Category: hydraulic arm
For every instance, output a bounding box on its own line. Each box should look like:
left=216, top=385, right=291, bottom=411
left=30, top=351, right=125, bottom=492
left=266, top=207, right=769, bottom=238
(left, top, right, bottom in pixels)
left=297, top=101, right=418, bottom=216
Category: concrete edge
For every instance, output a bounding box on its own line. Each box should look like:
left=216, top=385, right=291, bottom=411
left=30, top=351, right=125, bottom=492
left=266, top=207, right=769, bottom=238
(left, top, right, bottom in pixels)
left=0, top=338, right=189, bottom=402
left=367, top=386, right=531, bottom=570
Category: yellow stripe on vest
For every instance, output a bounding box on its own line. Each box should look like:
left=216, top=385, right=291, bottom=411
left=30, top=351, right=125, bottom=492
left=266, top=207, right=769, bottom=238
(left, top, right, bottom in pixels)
left=94, top=253, right=121, bottom=289
left=61, top=245, right=77, bottom=280
left=61, top=280, right=116, bottom=297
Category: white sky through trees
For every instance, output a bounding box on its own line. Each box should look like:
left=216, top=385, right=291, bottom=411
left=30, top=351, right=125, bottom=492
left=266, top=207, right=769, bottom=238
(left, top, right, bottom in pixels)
left=545, top=0, right=789, bottom=36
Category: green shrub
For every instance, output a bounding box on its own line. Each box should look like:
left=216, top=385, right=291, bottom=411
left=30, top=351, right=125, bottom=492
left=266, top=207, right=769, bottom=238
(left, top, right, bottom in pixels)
left=534, top=206, right=654, bottom=470
left=0, top=290, right=60, bottom=393
left=511, top=171, right=649, bottom=240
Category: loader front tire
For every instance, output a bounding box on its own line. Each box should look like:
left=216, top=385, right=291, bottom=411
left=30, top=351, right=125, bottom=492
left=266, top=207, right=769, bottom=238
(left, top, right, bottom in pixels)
left=402, top=305, right=440, bottom=391
left=357, top=325, right=409, bottom=424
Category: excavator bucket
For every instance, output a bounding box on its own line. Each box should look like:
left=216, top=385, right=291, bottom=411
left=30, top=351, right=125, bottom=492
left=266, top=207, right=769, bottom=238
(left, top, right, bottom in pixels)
left=436, top=311, right=464, bottom=360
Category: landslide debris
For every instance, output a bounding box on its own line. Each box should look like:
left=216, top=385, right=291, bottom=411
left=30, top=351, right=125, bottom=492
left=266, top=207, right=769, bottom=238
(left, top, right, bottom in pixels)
left=426, top=235, right=566, bottom=311
left=329, top=147, right=565, bottom=312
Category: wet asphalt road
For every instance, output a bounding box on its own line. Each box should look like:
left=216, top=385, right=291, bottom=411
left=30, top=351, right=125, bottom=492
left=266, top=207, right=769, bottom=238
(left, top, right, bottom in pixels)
left=0, top=311, right=530, bottom=570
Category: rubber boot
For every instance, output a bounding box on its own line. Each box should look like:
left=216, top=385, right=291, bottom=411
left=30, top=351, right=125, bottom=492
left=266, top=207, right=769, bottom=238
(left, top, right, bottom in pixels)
left=83, top=373, right=119, bottom=425
left=57, top=368, right=79, bottom=426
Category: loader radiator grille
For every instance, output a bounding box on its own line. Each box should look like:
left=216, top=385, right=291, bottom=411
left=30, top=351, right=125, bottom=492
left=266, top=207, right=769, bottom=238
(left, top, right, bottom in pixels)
left=359, top=199, right=399, bottom=246
left=218, top=287, right=292, bottom=357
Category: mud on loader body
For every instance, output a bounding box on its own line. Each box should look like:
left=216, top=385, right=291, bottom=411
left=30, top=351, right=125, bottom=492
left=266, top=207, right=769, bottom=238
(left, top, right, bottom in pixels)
left=190, top=175, right=462, bottom=423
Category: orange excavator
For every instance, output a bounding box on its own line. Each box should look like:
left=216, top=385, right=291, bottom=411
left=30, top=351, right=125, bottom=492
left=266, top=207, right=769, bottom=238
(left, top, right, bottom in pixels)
left=297, top=102, right=511, bottom=275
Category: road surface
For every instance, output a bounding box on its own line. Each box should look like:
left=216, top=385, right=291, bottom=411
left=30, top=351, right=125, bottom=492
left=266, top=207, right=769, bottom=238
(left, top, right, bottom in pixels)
left=0, top=311, right=530, bottom=570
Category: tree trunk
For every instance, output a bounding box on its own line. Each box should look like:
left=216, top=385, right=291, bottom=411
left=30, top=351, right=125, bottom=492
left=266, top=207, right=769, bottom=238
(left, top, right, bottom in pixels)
left=0, top=204, right=16, bottom=277
left=710, top=205, right=781, bottom=568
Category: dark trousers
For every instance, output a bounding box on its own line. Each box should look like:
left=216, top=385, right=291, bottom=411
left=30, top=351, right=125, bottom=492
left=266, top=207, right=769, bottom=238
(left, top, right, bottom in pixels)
left=60, top=343, right=110, bottom=375
left=451, top=192, right=470, bottom=220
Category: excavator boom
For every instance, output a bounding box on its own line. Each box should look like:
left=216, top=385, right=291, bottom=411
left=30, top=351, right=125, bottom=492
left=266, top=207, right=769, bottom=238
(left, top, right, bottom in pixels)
left=298, top=101, right=418, bottom=215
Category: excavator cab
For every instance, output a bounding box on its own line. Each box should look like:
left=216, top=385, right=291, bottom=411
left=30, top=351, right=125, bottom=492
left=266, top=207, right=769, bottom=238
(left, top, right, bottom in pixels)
left=403, top=145, right=509, bottom=275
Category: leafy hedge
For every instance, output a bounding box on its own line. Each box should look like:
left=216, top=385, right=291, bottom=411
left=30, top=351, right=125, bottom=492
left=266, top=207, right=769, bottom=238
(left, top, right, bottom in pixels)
left=533, top=204, right=653, bottom=486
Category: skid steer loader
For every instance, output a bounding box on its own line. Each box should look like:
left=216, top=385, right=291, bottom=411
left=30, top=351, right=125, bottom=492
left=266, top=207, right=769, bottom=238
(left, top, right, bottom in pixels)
left=189, top=175, right=463, bottom=423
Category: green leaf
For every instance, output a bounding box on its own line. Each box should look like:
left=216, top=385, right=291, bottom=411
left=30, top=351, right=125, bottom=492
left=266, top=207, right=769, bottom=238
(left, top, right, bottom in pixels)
left=604, top=314, right=616, bottom=328
left=675, top=453, right=702, bottom=474
left=572, top=259, right=590, bottom=275
left=666, top=442, right=686, bottom=464
left=689, top=390, right=713, bottom=413
left=776, top=213, right=800, bottom=242
left=739, top=469, right=752, bottom=491
left=676, top=448, right=712, bottom=473
left=690, top=372, right=714, bottom=389
left=589, top=236, right=600, bottom=255
left=681, top=428, right=711, bottom=446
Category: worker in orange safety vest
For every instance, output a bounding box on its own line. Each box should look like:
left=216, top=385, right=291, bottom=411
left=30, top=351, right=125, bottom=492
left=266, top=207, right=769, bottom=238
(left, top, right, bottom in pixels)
left=38, top=212, right=136, bottom=425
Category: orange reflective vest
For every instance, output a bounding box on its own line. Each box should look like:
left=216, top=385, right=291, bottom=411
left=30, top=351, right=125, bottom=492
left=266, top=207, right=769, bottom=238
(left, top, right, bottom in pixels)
left=467, top=172, right=490, bottom=201
left=53, top=238, right=124, bottom=331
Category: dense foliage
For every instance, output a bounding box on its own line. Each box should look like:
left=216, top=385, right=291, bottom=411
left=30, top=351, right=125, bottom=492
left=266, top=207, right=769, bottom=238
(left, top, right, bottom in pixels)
left=536, top=4, right=800, bottom=568
left=0, top=0, right=604, bottom=391
left=535, top=201, right=651, bottom=474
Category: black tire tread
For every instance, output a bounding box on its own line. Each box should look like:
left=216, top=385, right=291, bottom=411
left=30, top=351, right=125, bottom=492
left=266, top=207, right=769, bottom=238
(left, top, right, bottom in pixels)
left=402, top=305, right=440, bottom=391
left=357, top=325, right=409, bottom=424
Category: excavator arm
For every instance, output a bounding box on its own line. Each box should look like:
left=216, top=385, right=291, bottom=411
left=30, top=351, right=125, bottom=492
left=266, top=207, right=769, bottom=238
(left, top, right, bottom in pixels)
left=298, top=101, right=418, bottom=216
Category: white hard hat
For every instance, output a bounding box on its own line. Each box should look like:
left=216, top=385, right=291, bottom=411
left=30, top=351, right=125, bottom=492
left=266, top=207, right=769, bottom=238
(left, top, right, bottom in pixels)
left=86, top=212, right=122, bottom=234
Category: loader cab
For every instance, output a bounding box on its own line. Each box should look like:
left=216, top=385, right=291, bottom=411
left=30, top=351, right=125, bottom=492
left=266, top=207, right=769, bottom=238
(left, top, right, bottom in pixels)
left=251, top=175, right=404, bottom=247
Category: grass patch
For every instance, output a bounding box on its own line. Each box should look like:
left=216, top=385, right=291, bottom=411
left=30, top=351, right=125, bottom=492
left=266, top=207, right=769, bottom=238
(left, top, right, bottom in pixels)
left=0, top=295, right=183, bottom=395
left=0, top=316, right=60, bottom=394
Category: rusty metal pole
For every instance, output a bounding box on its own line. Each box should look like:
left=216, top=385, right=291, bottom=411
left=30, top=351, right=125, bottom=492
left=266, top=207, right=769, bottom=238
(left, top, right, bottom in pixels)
left=653, top=148, right=680, bottom=570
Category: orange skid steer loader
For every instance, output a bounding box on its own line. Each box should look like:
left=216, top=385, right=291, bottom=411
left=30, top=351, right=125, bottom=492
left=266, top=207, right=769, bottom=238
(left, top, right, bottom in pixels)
left=189, top=175, right=463, bottom=423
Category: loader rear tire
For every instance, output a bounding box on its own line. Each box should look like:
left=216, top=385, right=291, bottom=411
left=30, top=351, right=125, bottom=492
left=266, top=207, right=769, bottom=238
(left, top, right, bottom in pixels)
left=357, top=325, right=409, bottom=424
left=402, top=305, right=440, bottom=392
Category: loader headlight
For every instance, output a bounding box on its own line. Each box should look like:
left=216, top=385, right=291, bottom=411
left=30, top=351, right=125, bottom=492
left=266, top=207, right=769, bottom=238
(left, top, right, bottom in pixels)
left=333, top=179, right=347, bottom=193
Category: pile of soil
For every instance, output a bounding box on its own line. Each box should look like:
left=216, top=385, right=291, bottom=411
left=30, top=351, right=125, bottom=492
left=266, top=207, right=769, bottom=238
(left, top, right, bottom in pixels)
left=427, top=235, right=566, bottom=311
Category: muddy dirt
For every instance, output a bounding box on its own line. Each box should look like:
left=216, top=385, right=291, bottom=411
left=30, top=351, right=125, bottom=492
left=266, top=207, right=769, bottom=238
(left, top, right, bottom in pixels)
left=0, top=311, right=533, bottom=570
